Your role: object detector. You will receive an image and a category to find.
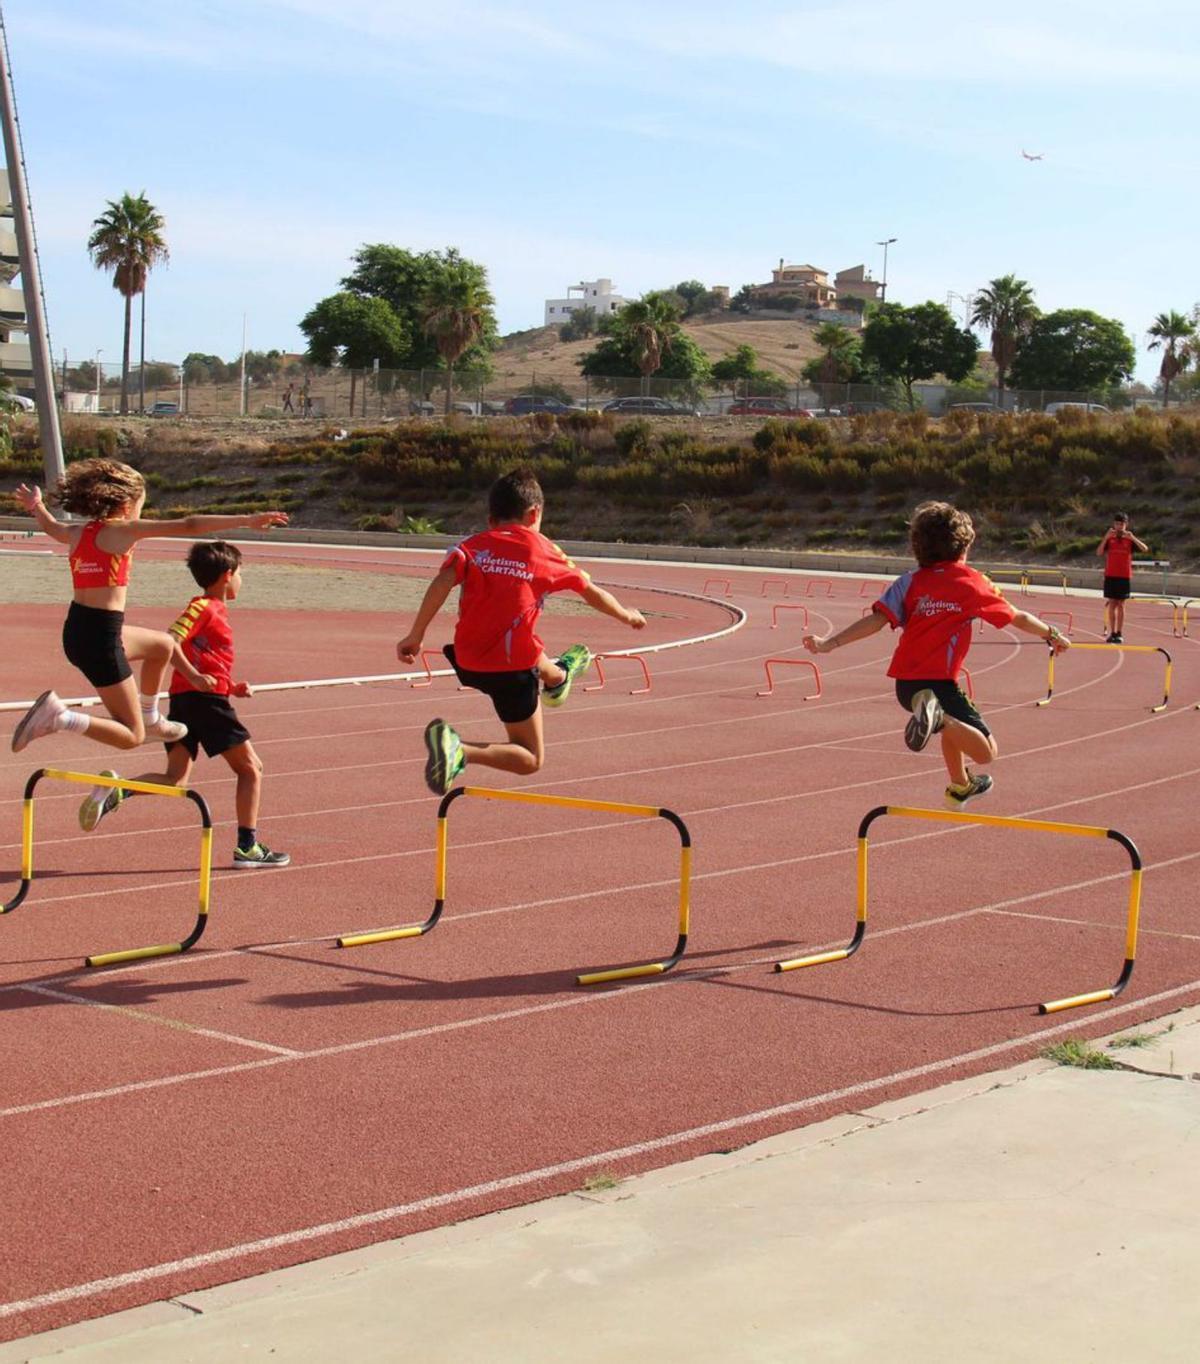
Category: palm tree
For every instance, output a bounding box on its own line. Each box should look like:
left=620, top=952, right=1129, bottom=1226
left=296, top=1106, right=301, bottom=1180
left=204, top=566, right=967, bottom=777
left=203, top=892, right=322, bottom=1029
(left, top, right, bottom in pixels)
left=1146, top=310, right=1196, bottom=408
left=619, top=293, right=679, bottom=394
left=421, top=265, right=495, bottom=414
left=87, top=193, right=169, bottom=415
left=970, top=275, right=1037, bottom=411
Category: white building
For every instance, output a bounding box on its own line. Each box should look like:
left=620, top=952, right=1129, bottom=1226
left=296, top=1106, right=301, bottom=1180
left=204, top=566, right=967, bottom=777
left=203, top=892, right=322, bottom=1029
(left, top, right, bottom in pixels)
left=544, top=278, right=627, bottom=327
left=0, top=168, right=32, bottom=383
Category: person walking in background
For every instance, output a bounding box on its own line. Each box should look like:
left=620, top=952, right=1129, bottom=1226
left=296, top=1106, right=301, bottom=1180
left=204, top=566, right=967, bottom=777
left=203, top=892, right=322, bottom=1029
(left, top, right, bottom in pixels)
left=281, top=382, right=295, bottom=414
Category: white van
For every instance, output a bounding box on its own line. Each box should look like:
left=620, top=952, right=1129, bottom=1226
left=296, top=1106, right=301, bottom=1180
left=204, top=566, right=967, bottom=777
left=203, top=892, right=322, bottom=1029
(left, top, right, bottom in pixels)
left=1044, top=402, right=1111, bottom=415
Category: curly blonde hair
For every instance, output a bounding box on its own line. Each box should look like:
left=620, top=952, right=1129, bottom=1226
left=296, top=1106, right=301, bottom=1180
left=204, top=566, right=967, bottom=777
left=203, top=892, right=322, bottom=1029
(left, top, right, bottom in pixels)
left=909, top=501, right=975, bottom=567
left=52, top=459, right=145, bottom=519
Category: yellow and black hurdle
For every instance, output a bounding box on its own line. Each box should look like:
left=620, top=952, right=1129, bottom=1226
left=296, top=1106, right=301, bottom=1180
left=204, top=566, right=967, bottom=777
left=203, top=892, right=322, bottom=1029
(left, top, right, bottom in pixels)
left=1037, top=641, right=1172, bottom=713
left=775, top=805, right=1143, bottom=1014
left=1, top=769, right=213, bottom=968
left=336, top=786, right=692, bottom=985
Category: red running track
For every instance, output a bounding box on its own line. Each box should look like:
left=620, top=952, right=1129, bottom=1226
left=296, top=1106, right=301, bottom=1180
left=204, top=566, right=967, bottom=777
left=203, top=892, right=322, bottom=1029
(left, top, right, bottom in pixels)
left=1, top=549, right=1198, bottom=1339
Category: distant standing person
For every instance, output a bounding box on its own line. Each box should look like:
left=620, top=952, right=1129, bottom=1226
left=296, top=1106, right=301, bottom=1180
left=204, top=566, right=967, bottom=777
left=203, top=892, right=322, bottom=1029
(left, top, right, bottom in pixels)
left=281, top=382, right=295, bottom=414
left=1097, top=513, right=1147, bottom=643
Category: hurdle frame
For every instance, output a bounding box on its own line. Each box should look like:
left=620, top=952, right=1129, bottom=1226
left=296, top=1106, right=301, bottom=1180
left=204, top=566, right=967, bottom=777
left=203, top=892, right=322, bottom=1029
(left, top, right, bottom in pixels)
left=804, top=579, right=834, bottom=598
left=1041, top=610, right=1074, bottom=637
left=336, top=786, right=692, bottom=985
left=702, top=577, right=731, bottom=598
left=775, top=804, right=1143, bottom=1014
left=1182, top=600, right=1198, bottom=638
left=1037, top=642, right=1172, bottom=712
left=583, top=653, right=652, bottom=694
left=757, top=658, right=822, bottom=699
left=1, top=769, right=213, bottom=968
left=1128, top=595, right=1182, bottom=638
left=760, top=577, right=792, bottom=597
left=771, top=603, right=809, bottom=629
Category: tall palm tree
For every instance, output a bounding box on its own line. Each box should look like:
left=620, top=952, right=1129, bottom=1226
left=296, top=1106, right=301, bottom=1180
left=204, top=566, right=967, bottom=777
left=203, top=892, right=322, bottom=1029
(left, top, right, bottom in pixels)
left=1147, top=310, right=1196, bottom=408
left=811, top=322, right=859, bottom=383
left=970, top=275, right=1037, bottom=410
left=421, top=265, right=495, bottom=414
left=619, top=293, right=679, bottom=394
left=87, top=193, right=169, bottom=415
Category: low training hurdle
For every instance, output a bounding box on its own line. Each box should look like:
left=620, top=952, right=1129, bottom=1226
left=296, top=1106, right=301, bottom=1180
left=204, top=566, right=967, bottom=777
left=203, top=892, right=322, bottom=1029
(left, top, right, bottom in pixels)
left=858, top=580, right=880, bottom=597
left=775, top=805, right=1143, bottom=1014
left=1020, top=569, right=1070, bottom=596
left=1041, top=610, right=1074, bottom=637
left=1, top=769, right=213, bottom=968
left=1128, top=596, right=1182, bottom=638
left=757, top=658, right=822, bottom=699
left=1037, top=642, right=1172, bottom=712
left=410, top=650, right=445, bottom=689
left=702, top=577, right=732, bottom=597
left=1183, top=600, right=1199, bottom=638
left=804, top=579, right=834, bottom=598
left=335, top=786, right=691, bottom=985
left=961, top=667, right=974, bottom=700
left=760, top=577, right=792, bottom=597
left=771, top=603, right=809, bottom=629
left=584, top=653, right=652, bottom=694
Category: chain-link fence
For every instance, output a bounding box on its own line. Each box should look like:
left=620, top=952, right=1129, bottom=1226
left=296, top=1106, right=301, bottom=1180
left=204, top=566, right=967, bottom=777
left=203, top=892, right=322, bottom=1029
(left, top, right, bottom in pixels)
left=51, top=360, right=1152, bottom=422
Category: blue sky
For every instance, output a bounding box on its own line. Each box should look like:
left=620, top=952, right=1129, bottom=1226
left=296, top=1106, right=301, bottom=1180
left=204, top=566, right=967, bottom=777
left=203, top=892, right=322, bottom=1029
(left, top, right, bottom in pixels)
left=9, top=0, right=1200, bottom=381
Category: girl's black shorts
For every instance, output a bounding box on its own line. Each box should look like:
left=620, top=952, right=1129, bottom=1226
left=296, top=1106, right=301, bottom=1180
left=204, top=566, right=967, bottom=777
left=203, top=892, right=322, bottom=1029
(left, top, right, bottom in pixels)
left=894, top=678, right=991, bottom=737
left=62, top=603, right=132, bottom=688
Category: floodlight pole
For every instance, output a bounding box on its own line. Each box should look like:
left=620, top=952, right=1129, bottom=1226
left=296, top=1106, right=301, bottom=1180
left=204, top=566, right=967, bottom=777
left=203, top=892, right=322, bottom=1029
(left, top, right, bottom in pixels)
left=0, top=7, right=64, bottom=488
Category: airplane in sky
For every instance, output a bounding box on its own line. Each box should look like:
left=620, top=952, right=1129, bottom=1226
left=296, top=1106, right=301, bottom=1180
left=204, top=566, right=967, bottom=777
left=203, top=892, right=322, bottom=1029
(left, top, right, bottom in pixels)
left=1020, top=149, right=1044, bottom=161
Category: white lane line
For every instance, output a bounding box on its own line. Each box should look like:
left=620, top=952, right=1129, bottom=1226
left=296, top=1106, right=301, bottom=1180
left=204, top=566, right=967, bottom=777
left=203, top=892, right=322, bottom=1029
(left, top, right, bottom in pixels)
left=2, top=967, right=1199, bottom=1324
left=15, top=982, right=299, bottom=1057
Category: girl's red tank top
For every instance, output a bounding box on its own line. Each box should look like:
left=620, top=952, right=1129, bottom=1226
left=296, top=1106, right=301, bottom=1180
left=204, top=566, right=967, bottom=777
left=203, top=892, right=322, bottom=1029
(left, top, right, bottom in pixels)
left=69, top=520, right=134, bottom=589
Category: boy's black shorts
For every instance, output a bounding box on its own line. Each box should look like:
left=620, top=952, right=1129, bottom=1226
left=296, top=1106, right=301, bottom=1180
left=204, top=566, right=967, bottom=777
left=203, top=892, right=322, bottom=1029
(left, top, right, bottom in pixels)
left=442, top=645, right=540, bottom=724
left=166, top=692, right=252, bottom=759
left=1103, top=575, right=1131, bottom=601
left=62, top=603, right=132, bottom=688
left=895, top=679, right=991, bottom=738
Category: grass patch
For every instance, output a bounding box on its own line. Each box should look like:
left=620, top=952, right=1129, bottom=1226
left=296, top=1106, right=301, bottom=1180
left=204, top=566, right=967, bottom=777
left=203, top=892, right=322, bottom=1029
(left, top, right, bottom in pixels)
left=1108, top=1023, right=1173, bottom=1050
left=581, top=1171, right=623, bottom=1193
left=1041, top=1039, right=1117, bottom=1070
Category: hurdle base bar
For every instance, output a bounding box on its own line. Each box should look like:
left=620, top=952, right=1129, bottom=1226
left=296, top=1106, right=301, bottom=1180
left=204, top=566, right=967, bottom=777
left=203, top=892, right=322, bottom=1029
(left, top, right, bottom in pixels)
left=776, top=922, right=865, bottom=972
left=578, top=932, right=688, bottom=986
left=1040, top=959, right=1135, bottom=1015
left=337, top=904, right=443, bottom=948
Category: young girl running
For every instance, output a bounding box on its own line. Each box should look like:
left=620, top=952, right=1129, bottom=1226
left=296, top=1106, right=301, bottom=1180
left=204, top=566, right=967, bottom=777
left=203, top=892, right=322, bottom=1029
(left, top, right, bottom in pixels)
left=10, top=459, right=287, bottom=753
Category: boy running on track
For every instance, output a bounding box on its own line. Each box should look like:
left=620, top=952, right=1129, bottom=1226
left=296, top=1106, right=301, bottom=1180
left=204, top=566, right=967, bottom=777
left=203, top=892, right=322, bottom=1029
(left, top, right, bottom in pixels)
left=10, top=460, right=287, bottom=754
left=78, top=541, right=289, bottom=868
left=804, top=501, right=1070, bottom=810
left=1096, top=512, right=1147, bottom=644
left=397, top=467, right=646, bottom=795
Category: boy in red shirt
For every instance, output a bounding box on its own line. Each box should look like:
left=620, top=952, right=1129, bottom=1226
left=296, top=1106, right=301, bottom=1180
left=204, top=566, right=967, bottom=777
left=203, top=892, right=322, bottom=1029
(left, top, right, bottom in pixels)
left=1096, top=512, right=1147, bottom=643
left=804, top=501, right=1070, bottom=809
left=77, top=541, right=289, bottom=867
left=398, top=468, right=646, bottom=795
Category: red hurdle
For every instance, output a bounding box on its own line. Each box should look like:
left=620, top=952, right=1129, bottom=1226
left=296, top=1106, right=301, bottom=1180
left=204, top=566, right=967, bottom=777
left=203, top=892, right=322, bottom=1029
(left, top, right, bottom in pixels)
left=703, top=578, right=732, bottom=597
left=804, top=579, right=834, bottom=597
left=583, top=653, right=652, bottom=695
left=757, top=658, right=823, bottom=699
left=771, top=603, right=809, bottom=628
left=961, top=667, right=974, bottom=699
left=410, top=650, right=442, bottom=688
left=858, top=580, right=878, bottom=597
left=760, top=577, right=792, bottom=597
left=1041, top=610, right=1074, bottom=637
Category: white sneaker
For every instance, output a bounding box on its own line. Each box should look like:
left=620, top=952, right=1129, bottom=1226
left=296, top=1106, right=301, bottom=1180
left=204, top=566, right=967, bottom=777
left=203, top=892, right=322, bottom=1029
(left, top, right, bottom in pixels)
left=79, top=770, right=123, bottom=832
left=11, top=690, right=65, bottom=753
left=143, top=715, right=189, bottom=743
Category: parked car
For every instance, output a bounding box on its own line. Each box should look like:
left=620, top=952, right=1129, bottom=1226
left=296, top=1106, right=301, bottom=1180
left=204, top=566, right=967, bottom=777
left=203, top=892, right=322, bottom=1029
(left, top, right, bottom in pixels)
left=1044, top=402, right=1111, bottom=415
left=408, top=400, right=436, bottom=416
left=504, top=395, right=572, bottom=415
left=726, top=397, right=815, bottom=418
left=601, top=396, right=700, bottom=416
left=2, top=392, right=35, bottom=412
left=147, top=401, right=179, bottom=417
left=947, top=402, right=998, bottom=414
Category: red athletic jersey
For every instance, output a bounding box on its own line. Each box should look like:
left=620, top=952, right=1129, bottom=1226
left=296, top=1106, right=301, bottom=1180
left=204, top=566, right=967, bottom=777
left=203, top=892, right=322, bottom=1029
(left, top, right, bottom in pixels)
left=69, top=520, right=134, bottom=588
left=1103, top=532, right=1134, bottom=577
left=875, top=561, right=1015, bottom=681
left=443, top=525, right=591, bottom=670
left=168, top=596, right=234, bottom=695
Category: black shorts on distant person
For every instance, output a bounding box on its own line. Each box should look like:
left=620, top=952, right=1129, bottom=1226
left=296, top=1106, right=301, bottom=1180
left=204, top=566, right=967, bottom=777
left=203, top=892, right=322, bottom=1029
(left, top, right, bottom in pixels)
left=895, top=679, right=991, bottom=738
left=1103, top=575, right=1131, bottom=601
left=442, top=645, right=540, bottom=724
left=166, top=692, right=252, bottom=759
left=62, top=602, right=132, bottom=688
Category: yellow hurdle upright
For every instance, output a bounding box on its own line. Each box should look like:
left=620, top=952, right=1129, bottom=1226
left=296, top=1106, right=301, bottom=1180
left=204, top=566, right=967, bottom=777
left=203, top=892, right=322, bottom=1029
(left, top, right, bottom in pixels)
left=1, top=768, right=214, bottom=968
left=775, top=805, right=1143, bottom=1015
left=336, top=786, right=692, bottom=986
left=1038, top=642, right=1173, bottom=712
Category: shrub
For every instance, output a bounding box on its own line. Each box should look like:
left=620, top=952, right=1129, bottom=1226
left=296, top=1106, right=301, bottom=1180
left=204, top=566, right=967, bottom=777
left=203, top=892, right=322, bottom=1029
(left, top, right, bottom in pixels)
left=825, top=458, right=867, bottom=492
left=769, top=452, right=827, bottom=490
left=614, top=420, right=654, bottom=458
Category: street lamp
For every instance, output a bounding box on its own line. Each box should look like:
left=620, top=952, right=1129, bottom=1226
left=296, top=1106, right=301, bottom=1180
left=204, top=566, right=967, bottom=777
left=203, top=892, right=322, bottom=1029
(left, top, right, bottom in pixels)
left=94, top=349, right=102, bottom=410
left=876, top=237, right=897, bottom=302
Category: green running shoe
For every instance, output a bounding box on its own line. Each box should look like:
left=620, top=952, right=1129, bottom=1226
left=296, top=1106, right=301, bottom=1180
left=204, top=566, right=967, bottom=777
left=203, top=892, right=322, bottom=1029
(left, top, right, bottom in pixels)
left=943, top=772, right=994, bottom=811
left=233, top=843, right=291, bottom=868
left=79, top=770, right=123, bottom=832
left=423, top=717, right=466, bottom=796
left=543, top=644, right=592, bottom=708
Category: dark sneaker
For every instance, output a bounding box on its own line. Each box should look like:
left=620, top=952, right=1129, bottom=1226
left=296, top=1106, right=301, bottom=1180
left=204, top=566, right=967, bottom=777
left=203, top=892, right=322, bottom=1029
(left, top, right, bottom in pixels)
left=232, top=843, right=291, bottom=868
left=543, top=644, right=592, bottom=708
left=943, top=772, right=994, bottom=810
left=1111, top=633, right=1124, bottom=644
left=11, top=690, right=64, bottom=753
left=904, top=688, right=944, bottom=752
left=79, top=770, right=123, bottom=832
left=423, top=717, right=466, bottom=796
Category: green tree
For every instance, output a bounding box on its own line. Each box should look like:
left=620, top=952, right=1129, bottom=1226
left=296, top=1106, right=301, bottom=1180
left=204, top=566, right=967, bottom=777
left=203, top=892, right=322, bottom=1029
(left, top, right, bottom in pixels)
left=1146, top=310, right=1196, bottom=408
left=299, top=292, right=410, bottom=412
left=861, top=302, right=978, bottom=409
left=559, top=305, right=597, bottom=342
left=579, top=295, right=712, bottom=397
left=1008, top=309, right=1135, bottom=395
left=340, top=244, right=497, bottom=373
left=729, top=284, right=756, bottom=313
left=420, top=263, right=496, bottom=414
left=241, top=349, right=285, bottom=383
left=802, top=323, right=863, bottom=388
left=711, top=344, right=787, bottom=396
left=86, top=192, right=169, bottom=414
left=970, top=274, right=1038, bottom=409
left=181, top=352, right=229, bottom=385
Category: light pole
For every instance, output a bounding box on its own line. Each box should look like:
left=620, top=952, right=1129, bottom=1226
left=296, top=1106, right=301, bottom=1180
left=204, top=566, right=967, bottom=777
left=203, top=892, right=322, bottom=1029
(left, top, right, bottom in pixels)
left=876, top=237, right=896, bottom=302
left=94, top=348, right=102, bottom=410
